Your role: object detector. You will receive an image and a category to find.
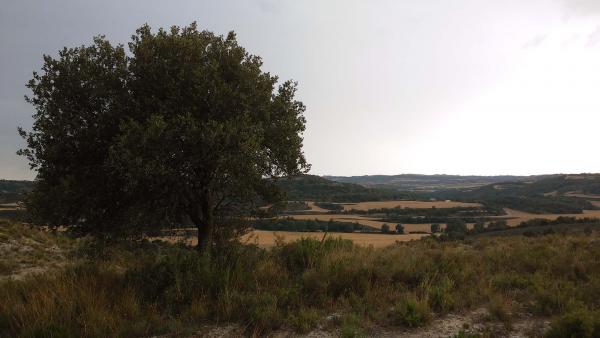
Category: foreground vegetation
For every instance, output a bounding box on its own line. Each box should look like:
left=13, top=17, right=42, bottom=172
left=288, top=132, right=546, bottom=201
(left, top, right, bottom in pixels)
left=1, top=221, right=600, bottom=337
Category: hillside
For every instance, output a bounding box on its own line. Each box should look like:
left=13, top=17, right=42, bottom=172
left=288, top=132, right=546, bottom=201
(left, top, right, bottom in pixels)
left=426, top=174, right=600, bottom=214
left=0, top=180, right=33, bottom=204
left=275, top=175, right=416, bottom=202
left=325, top=174, right=535, bottom=192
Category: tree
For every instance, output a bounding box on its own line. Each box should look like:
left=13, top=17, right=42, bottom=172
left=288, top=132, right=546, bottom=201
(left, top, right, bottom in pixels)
left=19, top=23, right=309, bottom=251
left=381, top=223, right=390, bottom=234
left=395, top=223, right=405, bottom=234
left=445, top=219, right=467, bottom=233
left=487, top=220, right=508, bottom=231
left=473, top=221, right=485, bottom=233
left=431, top=223, right=440, bottom=233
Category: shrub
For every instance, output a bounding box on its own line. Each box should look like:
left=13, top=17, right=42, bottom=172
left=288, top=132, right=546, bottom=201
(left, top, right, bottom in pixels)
left=487, top=295, right=512, bottom=328
left=428, top=276, right=455, bottom=313
left=339, top=313, right=367, bottom=338
left=391, top=295, right=431, bottom=328
left=546, top=309, right=600, bottom=338
left=277, top=237, right=354, bottom=273
left=446, top=219, right=467, bottom=233
left=288, top=308, right=321, bottom=334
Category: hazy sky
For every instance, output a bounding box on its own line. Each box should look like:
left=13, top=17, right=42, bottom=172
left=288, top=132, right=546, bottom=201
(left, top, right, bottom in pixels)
left=1, top=0, right=600, bottom=179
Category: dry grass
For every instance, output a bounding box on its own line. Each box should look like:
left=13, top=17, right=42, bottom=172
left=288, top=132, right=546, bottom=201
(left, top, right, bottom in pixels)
left=0, top=220, right=74, bottom=280
left=341, top=200, right=481, bottom=211
left=155, top=231, right=428, bottom=248
left=243, top=230, right=427, bottom=248
left=2, top=225, right=600, bottom=337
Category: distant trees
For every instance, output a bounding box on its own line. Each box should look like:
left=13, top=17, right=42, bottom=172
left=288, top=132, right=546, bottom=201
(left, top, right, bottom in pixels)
left=487, top=220, right=509, bottom=231
left=395, top=224, right=405, bottom=234
left=473, top=221, right=485, bottom=233
left=445, top=219, right=467, bottom=234
left=252, top=218, right=376, bottom=233
left=381, top=223, right=390, bottom=234
left=19, top=23, right=309, bottom=251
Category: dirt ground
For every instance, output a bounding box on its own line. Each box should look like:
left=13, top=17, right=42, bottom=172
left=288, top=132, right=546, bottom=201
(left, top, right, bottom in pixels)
left=193, top=308, right=551, bottom=337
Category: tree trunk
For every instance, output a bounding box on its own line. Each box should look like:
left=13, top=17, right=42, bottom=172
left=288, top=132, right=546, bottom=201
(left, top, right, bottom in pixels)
left=195, top=199, right=213, bottom=252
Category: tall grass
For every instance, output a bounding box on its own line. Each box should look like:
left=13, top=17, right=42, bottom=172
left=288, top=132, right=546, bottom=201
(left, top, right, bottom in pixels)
left=1, top=223, right=599, bottom=337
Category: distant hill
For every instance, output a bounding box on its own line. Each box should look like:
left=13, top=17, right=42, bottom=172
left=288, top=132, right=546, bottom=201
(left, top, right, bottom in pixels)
left=0, top=180, right=33, bottom=204
left=325, top=174, right=537, bottom=192
left=426, top=174, right=600, bottom=214
left=275, top=175, right=416, bottom=202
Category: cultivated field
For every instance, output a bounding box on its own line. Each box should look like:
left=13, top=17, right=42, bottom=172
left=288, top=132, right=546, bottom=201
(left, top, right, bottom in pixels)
left=340, top=200, right=481, bottom=211
left=499, top=208, right=600, bottom=226
left=155, top=230, right=427, bottom=248
left=242, top=230, right=427, bottom=248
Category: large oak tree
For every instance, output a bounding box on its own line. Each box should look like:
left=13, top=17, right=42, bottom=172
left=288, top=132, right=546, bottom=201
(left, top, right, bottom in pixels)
left=19, top=23, right=309, bottom=250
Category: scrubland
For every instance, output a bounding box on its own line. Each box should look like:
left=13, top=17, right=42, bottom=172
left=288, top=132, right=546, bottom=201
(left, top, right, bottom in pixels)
left=1, top=219, right=600, bottom=337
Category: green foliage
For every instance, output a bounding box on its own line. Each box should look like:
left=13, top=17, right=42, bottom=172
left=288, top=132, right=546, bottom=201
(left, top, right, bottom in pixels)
left=275, top=175, right=409, bottom=202
left=19, top=23, right=309, bottom=247
left=473, top=221, right=485, bottom=233
left=252, top=218, right=377, bottom=233
left=391, top=295, right=431, bottom=328
left=427, top=276, right=455, bottom=313
left=381, top=223, right=390, bottom=234
left=2, top=221, right=600, bottom=336
left=339, top=313, right=367, bottom=338
left=426, top=175, right=600, bottom=214
left=431, top=223, right=441, bottom=233
left=395, top=223, right=405, bottom=234
left=546, top=309, right=600, bottom=338
left=446, top=219, right=467, bottom=233
left=267, top=201, right=310, bottom=214
left=0, top=180, right=32, bottom=204
left=314, top=202, right=344, bottom=211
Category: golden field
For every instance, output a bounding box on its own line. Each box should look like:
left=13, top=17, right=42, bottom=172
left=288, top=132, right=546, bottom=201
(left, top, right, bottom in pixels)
left=340, top=200, right=481, bottom=211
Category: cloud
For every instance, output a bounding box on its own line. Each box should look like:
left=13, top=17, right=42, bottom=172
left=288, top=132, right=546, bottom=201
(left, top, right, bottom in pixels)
left=523, top=34, right=547, bottom=49
left=586, top=26, right=600, bottom=46
left=562, top=0, right=600, bottom=16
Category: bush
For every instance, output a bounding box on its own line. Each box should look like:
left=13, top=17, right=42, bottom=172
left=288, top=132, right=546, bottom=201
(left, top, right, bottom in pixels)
left=428, top=276, right=455, bottom=313
left=546, top=309, right=600, bottom=338
left=277, top=237, right=354, bottom=273
left=392, top=295, right=432, bottom=328
left=288, top=308, right=321, bottom=334
left=339, top=313, right=367, bottom=338
left=446, top=219, right=467, bottom=234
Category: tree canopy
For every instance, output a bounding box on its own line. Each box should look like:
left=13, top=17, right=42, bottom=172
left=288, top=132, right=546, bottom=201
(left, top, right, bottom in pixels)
left=19, top=23, right=309, bottom=249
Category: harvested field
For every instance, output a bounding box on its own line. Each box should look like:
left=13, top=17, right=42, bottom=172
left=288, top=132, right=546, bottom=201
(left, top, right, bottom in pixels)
left=341, top=200, right=481, bottom=211
left=154, top=231, right=427, bottom=248
left=242, top=230, right=427, bottom=248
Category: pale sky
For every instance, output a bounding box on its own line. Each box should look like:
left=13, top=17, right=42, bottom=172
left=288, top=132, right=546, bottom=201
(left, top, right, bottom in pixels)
left=1, top=0, right=599, bottom=180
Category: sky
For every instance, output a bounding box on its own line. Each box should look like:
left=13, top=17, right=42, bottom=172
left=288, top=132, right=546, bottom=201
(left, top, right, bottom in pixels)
left=1, top=0, right=600, bottom=180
